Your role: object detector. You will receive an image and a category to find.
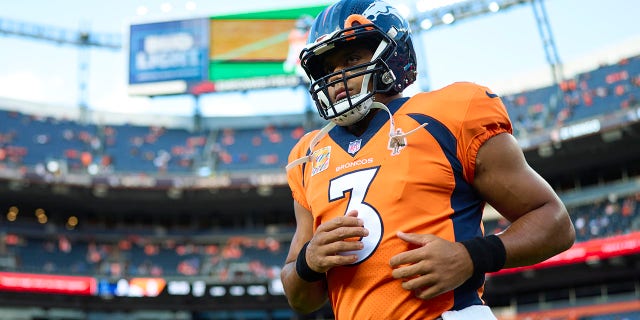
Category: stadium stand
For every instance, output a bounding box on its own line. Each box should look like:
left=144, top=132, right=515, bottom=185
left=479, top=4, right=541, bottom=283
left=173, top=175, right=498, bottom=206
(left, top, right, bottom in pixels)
left=1, top=191, right=637, bottom=279
left=4, top=55, right=638, bottom=177
left=0, top=110, right=308, bottom=175
left=562, top=56, right=640, bottom=122
left=213, top=124, right=305, bottom=172
left=0, top=110, right=100, bottom=170
left=485, top=192, right=640, bottom=242
left=503, top=54, right=640, bottom=136
left=101, top=124, right=209, bottom=174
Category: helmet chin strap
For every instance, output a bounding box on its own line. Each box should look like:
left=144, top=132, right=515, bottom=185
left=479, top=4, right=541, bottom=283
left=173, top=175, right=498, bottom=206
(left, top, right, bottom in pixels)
left=370, top=102, right=428, bottom=154
left=285, top=101, right=428, bottom=172
left=285, top=121, right=336, bottom=171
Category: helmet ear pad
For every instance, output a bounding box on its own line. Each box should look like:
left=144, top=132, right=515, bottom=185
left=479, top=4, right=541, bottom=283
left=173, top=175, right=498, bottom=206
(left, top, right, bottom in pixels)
left=382, top=33, right=417, bottom=93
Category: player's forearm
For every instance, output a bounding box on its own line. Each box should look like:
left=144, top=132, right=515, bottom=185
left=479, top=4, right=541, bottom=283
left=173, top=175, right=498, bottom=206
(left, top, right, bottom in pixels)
left=499, top=199, right=575, bottom=268
left=281, top=261, right=328, bottom=314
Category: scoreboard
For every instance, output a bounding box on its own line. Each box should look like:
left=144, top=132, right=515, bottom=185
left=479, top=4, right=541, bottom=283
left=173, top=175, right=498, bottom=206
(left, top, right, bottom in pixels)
left=127, top=5, right=327, bottom=96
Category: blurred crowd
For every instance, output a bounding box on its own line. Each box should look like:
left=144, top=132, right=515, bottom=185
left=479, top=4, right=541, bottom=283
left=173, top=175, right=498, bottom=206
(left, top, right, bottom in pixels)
left=0, top=192, right=638, bottom=281
left=487, top=192, right=640, bottom=242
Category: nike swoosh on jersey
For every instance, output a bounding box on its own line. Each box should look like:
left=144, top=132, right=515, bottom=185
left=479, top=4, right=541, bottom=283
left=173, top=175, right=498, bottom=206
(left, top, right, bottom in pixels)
left=485, top=91, right=499, bottom=98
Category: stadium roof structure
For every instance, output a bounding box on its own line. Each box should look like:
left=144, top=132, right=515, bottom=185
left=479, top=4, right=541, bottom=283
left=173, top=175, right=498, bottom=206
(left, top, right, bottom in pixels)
left=402, top=0, right=532, bottom=31
left=0, top=16, right=122, bottom=49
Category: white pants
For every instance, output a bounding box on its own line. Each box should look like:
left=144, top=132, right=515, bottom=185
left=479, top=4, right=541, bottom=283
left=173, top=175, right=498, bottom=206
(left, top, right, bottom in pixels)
left=441, top=305, right=497, bottom=320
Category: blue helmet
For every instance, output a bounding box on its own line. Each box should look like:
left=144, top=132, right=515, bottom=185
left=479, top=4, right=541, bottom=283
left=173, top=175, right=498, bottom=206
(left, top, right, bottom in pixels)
left=300, top=0, right=417, bottom=125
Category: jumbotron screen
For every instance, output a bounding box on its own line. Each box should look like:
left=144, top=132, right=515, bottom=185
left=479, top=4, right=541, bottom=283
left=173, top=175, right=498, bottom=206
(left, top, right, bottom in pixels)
left=128, top=5, right=327, bottom=96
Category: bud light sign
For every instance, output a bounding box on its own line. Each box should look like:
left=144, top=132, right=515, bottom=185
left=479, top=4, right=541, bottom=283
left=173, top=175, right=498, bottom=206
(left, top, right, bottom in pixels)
left=128, top=18, right=209, bottom=93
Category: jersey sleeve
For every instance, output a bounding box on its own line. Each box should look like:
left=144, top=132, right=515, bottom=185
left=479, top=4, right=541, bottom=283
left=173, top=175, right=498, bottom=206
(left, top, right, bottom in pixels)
left=286, top=131, right=316, bottom=211
left=459, top=84, right=513, bottom=183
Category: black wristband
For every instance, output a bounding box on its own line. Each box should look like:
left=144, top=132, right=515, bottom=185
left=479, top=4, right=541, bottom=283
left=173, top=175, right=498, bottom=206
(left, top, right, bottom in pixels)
left=460, top=234, right=506, bottom=276
left=295, top=241, right=326, bottom=282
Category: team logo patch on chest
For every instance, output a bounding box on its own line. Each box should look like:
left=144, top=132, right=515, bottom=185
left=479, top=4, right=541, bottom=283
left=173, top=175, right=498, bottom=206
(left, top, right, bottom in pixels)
left=347, top=139, right=362, bottom=154
left=311, top=146, right=331, bottom=176
left=388, top=128, right=407, bottom=156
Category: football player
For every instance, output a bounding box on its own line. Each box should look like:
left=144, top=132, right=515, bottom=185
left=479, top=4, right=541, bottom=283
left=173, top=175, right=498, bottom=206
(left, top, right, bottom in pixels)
left=281, top=0, right=575, bottom=318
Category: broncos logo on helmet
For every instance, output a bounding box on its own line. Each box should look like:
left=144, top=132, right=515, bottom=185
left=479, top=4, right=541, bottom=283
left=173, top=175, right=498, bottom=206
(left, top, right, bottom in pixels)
left=362, top=2, right=395, bottom=22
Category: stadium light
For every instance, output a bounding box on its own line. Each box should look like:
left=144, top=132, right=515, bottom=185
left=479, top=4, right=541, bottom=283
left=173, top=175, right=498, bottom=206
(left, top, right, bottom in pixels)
left=441, top=12, right=456, bottom=24
left=64, top=216, right=79, bottom=231
left=197, top=166, right=211, bottom=177
left=408, top=0, right=534, bottom=34
left=87, top=164, right=98, bottom=175
left=35, top=208, right=47, bottom=224
left=46, top=160, right=60, bottom=173
left=488, top=1, right=501, bottom=12
left=420, top=18, right=433, bottom=30
left=6, top=206, right=19, bottom=222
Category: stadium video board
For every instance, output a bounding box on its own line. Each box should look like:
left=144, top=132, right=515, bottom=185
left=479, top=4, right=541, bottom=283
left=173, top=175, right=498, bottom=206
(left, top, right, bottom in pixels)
left=128, top=5, right=328, bottom=96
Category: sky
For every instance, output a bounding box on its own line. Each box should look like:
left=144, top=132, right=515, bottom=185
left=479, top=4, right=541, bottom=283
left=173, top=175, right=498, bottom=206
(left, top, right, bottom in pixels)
left=0, top=0, right=639, bottom=118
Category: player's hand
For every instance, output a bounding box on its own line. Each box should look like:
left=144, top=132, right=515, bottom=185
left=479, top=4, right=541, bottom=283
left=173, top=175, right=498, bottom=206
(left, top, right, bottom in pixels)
left=389, top=232, right=474, bottom=300
left=306, top=210, right=369, bottom=273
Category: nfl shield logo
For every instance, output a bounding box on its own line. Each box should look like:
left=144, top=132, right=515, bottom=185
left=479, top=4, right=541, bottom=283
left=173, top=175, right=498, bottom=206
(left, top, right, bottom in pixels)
left=348, top=139, right=362, bottom=154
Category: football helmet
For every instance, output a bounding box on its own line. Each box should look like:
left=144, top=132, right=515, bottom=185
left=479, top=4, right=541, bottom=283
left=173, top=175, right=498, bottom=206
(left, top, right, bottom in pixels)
left=300, top=0, right=417, bottom=126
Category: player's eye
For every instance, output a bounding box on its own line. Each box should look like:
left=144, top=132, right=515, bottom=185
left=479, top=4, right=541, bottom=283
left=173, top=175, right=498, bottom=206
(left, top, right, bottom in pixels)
left=346, top=54, right=361, bottom=65
left=323, top=63, right=336, bottom=74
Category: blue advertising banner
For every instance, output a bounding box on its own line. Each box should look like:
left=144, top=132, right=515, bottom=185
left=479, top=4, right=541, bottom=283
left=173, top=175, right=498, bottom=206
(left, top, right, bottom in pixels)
left=128, top=18, right=209, bottom=90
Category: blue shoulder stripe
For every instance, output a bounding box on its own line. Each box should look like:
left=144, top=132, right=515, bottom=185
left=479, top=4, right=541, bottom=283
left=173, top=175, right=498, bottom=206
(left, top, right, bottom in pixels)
left=409, top=113, right=486, bottom=310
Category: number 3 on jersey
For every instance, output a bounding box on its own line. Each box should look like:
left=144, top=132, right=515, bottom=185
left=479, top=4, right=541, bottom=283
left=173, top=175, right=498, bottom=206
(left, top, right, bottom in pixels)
left=329, top=167, right=383, bottom=264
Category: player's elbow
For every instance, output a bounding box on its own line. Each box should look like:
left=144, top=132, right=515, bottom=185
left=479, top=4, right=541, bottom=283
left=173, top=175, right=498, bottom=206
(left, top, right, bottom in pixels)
left=286, top=297, right=325, bottom=315
left=281, top=269, right=327, bottom=314
left=560, top=213, right=576, bottom=252
left=284, top=288, right=329, bottom=315
left=551, top=203, right=576, bottom=254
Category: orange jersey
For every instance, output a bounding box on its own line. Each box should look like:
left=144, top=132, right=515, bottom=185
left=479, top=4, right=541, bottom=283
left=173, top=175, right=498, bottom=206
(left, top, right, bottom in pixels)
left=287, top=82, right=512, bottom=319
